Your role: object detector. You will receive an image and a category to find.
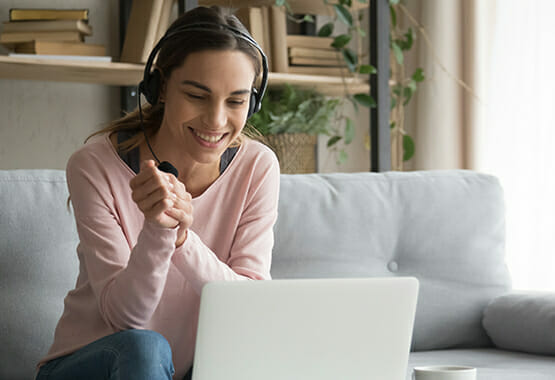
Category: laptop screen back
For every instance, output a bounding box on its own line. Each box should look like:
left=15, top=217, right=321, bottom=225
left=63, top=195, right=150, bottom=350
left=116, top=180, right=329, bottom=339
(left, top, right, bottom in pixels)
left=192, top=277, right=419, bottom=380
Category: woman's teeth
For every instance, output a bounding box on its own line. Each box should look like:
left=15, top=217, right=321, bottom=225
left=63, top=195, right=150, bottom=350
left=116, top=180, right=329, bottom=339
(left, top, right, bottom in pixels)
left=193, top=129, right=224, bottom=143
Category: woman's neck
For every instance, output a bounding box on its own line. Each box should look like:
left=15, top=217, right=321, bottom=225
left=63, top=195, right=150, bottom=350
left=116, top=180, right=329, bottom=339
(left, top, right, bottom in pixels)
left=141, top=131, right=221, bottom=198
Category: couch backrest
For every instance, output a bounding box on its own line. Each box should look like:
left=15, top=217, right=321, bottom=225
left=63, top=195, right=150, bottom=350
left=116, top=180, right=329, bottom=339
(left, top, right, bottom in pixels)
left=0, top=170, right=79, bottom=380
left=0, top=169, right=512, bottom=379
left=271, top=170, right=512, bottom=351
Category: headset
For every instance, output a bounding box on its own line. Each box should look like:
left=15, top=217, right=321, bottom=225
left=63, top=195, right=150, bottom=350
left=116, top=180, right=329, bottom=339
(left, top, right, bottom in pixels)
left=137, top=22, right=269, bottom=178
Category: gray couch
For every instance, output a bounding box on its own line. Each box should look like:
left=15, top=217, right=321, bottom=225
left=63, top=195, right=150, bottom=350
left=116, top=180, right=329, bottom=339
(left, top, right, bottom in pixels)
left=1, top=169, right=554, bottom=380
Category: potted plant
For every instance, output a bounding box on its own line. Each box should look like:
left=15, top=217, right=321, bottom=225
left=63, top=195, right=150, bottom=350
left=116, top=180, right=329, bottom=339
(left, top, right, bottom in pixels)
left=248, top=84, right=349, bottom=173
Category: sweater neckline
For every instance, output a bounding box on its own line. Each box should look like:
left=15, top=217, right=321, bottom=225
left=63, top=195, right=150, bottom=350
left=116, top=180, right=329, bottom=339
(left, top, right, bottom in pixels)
left=103, top=133, right=247, bottom=200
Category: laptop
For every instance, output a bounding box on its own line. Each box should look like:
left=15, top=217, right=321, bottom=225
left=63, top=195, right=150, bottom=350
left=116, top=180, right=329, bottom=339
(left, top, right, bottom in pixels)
left=192, top=277, right=419, bottom=380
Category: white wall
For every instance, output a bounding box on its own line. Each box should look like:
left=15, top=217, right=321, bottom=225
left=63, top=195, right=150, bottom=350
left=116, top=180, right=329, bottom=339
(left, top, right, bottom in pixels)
left=0, top=0, right=120, bottom=170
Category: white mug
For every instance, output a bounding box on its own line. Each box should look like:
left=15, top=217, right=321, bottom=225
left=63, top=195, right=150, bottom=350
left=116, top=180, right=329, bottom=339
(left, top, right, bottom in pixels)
left=413, top=365, right=477, bottom=380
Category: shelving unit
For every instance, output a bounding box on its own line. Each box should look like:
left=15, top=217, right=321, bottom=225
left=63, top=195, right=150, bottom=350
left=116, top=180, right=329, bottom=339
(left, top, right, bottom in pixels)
left=0, top=56, right=370, bottom=95
left=0, top=55, right=368, bottom=95
left=0, top=0, right=389, bottom=171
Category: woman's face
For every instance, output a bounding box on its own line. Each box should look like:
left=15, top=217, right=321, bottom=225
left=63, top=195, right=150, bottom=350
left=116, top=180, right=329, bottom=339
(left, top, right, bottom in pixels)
left=159, top=49, right=256, bottom=166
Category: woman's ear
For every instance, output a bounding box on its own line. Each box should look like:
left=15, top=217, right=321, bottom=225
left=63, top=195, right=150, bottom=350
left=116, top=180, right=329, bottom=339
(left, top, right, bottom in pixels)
left=159, top=78, right=167, bottom=103
left=157, top=68, right=167, bottom=104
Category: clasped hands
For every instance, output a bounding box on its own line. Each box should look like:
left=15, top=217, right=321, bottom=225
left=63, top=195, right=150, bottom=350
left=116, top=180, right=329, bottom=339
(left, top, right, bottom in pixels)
left=130, top=160, right=193, bottom=247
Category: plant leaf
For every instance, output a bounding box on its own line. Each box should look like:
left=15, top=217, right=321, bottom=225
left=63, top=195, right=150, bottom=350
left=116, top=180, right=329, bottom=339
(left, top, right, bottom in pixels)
left=358, top=64, right=377, bottom=74
left=303, top=14, right=314, bottom=23
left=391, top=41, right=403, bottom=64
left=318, top=22, right=334, bottom=37
left=403, top=134, right=415, bottom=161
left=390, top=5, right=397, bottom=27
left=342, top=48, right=358, bottom=72
left=389, top=0, right=400, bottom=4
left=354, top=93, right=376, bottom=108
left=333, top=4, right=353, bottom=27
left=338, top=150, right=348, bottom=164
left=275, top=0, right=286, bottom=6
left=344, top=118, right=355, bottom=144
left=356, top=25, right=366, bottom=37
left=390, top=95, right=397, bottom=109
left=327, top=135, right=342, bottom=147
left=401, top=28, right=414, bottom=50
left=412, top=67, right=425, bottom=82
left=403, top=79, right=417, bottom=105
left=331, top=34, right=351, bottom=49
left=347, top=95, right=359, bottom=112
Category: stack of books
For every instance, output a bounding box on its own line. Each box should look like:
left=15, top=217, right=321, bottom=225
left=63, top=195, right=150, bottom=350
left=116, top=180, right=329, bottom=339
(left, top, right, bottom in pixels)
left=286, top=35, right=351, bottom=77
left=0, top=8, right=109, bottom=61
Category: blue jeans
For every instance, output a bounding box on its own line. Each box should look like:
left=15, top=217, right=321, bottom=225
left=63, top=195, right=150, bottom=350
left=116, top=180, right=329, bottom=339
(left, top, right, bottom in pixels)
left=36, top=329, right=181, bottom=380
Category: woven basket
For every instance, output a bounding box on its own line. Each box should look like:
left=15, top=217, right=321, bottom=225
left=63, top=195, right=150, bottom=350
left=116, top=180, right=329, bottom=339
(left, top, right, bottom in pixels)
left=265, top=133, right=317, bottom=174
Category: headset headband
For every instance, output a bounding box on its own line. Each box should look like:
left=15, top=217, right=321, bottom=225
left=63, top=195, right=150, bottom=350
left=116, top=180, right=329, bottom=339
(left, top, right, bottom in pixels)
left=140, top=22, right=268, bottom=115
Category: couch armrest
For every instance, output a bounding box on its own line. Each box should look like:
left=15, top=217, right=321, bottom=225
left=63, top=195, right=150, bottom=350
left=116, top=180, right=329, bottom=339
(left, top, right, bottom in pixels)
left=482, top=291, right=555, bottom=355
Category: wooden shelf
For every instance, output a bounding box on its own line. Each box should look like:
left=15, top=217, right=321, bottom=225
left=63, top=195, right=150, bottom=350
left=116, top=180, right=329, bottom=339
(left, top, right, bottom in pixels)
left=0, top=56, right=369, bottom=95
left=198, top=0, right=366, bottom=15
left=0, top=56, right=144, bottom=85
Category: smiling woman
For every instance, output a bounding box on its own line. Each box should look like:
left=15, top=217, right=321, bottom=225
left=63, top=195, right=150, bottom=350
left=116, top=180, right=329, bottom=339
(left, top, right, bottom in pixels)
left=35, top=6, right=280, bottom=380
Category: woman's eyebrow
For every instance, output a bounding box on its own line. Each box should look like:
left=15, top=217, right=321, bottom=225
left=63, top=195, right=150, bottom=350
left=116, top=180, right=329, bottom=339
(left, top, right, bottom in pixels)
left=181, top=80, right=211, bottom=92
left=181, top=80, right=251, bottom=96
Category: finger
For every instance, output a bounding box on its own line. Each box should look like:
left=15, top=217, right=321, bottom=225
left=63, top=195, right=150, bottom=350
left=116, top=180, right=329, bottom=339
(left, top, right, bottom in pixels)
left=137, top=186, right=175, bottom=214
left=130, top=160, right=158, bottom=190
left=166, top=174, right=185, bottom=197
left=165, top=207, right=193, bottom=230
left=132, top=174, right=172, bottom=204
left=141, top=159, right=156, bottom=171
left=144, top=198, right=180, bottom=227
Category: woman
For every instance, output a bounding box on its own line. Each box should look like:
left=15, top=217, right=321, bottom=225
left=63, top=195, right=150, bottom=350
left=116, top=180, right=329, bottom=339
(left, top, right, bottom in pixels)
left=36, top=6, right=279, bottom=380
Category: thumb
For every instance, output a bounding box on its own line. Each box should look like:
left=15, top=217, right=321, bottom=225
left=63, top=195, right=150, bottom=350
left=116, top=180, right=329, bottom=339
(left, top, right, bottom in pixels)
left=140, top=160, right=156, bottom=172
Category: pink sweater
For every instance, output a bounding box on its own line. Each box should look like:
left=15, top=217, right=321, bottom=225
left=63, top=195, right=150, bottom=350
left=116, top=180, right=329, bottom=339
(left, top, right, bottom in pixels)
left=39, top=134, right=280, bottom=379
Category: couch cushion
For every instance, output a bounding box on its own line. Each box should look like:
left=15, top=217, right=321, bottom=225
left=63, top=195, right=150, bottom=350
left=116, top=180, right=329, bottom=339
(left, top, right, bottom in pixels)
left=0, top=170, right=79, bottom=380
left=482, top=291, right=555, bottom=355
left=407, top=348, right=555, bottom=380
left=271, top=170, right=512, bottom=351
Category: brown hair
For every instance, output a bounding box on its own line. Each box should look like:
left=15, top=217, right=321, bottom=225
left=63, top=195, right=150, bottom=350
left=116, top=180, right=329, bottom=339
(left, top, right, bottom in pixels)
left=88, top=6, right=263, bottom=153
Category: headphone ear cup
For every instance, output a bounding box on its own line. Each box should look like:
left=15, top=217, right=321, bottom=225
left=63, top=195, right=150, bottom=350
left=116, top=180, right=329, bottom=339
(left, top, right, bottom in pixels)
left=142, top=68, right=162, bottom=105
left=247, top=88, right=259, bottom=119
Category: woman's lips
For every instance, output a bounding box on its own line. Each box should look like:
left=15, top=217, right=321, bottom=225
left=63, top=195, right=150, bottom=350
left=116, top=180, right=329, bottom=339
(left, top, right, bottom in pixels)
left=189, top=127, right=228, bottom=147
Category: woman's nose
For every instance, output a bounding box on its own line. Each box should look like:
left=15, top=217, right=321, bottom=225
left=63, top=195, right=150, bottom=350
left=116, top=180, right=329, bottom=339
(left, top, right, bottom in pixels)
left=202, top=101, right=227, bottom=129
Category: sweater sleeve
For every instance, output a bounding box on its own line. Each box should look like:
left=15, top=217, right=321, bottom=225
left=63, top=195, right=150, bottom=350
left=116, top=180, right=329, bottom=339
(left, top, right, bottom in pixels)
left=67, top=149, right=177, bottom=331
left=171, top=149, right=280, bottom=294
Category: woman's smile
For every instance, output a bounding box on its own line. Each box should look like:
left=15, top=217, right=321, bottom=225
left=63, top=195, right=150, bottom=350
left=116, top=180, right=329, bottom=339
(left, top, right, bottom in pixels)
left=188, top=126, right=229, bottom=147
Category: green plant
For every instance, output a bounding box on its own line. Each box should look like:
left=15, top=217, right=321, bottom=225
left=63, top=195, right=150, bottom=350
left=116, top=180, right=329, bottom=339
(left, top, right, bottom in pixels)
left=274, top=0, right=376, bottom=164
left=389, top=0, right=425, bottom=167
left=273, top=0, right=424, bottom=167
left=250, top=84, right=360, bottom=164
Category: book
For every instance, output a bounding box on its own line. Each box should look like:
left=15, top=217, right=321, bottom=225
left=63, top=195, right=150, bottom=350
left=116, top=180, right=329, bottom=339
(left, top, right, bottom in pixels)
left=288, top=65, right=353, bottom=77
left=120, top=0, right=172, bottom=63
left=289, top=47, right=339, bottom=60
left=2, top=20, right=92, bottom=35
left=235, top=7, right=273, bottom=71
left=286, top=35, right=334, bottom=50
left=0, top=31, right=84, bottom=44
left=8, top=52, right=111, bottom=62
left=236, top=7, right=266, bottom=51
left=9, top=8, right=89, bottom=22
left=270, top=6, right=288, bottom=73
left=13, top=41, right=105, bottom=56
left=290, top=57, right=346, bottom=67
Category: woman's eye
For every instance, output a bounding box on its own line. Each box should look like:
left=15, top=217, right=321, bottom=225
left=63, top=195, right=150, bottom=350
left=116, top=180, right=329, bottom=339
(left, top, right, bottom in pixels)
left=186, top=93, right=204, bottom=100
left=229, top=99, right=246, bottom=106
